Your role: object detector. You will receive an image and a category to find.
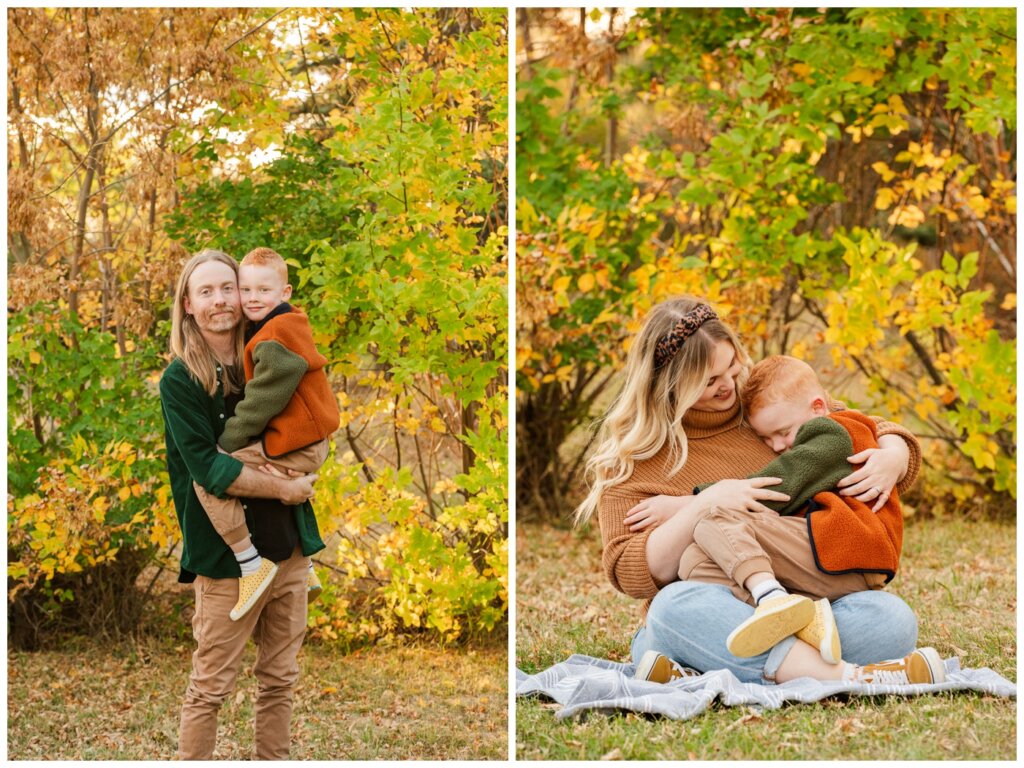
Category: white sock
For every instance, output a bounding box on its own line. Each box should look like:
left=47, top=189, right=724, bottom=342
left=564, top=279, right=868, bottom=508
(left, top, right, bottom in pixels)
left=750, top=578, right=788, bottom=605
left=841, top=662, right=858, bottom=682
left=235, top=543, right=262, bottom=576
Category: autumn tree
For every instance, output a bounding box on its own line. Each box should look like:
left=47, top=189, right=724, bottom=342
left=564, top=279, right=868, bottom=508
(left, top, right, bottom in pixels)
left=517, top=7, right=1015, bottom=521
left=8, top=8, right=508, bottom=647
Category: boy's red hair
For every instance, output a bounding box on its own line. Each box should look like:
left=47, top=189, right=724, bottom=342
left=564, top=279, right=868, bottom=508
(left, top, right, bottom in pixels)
left=240, top=247, right=288, bottom=282
left=741, top=355, right=825, bottom=415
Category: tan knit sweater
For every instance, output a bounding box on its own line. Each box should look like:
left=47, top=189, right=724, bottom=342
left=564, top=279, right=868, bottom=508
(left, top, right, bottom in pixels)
left=597, top=400, right=921, bottom=617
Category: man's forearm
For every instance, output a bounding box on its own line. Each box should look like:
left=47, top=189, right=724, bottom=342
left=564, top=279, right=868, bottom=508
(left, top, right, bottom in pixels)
left=226, top=465, right=291, bottom=502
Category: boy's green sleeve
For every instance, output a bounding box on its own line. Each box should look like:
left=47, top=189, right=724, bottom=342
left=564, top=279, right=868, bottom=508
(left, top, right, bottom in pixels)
left=695, top=417, right=855, bottom=515
left=219, top=340, right=308, bottom=452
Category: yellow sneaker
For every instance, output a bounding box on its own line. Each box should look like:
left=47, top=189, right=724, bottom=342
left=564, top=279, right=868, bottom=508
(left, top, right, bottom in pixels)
left=307, top=567, right=323, bottom=603
left=795, top=598, right=842, bottom=664
left=855, top=647, right=946, bottom=685
left=633, top=650, right=700, bottom=683
left=726, top=593, right=815, bottom=658
left=229, top=559, right=278, bottom=621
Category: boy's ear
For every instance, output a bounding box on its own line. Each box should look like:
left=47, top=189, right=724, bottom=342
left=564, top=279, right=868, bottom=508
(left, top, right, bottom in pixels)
left=282, top=283, right=293, bottom=301
left=811, top=397, right=828, bottom=414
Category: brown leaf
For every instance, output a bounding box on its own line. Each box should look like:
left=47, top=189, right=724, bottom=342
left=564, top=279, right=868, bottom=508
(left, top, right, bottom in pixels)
left=726, top=710, right=763, bottom=730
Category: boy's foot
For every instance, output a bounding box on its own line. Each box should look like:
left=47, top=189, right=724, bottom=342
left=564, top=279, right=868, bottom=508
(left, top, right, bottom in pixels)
left=633, top=650, right=701, bottom=684
left=229, top=559, right=278, bottom=621
left=726, top=594, right=815, bottom=658
left=795, top=598, right=842, bottom=664
left=854, top=647, right=946, bottom=685
left=307, top=567, right=323, bottom=603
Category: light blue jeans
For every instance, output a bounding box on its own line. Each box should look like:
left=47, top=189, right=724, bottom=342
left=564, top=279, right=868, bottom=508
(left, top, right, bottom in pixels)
left=630, top=581, right=918, bottom=684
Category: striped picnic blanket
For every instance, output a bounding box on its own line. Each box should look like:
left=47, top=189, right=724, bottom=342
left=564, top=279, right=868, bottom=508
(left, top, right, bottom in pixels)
left=516, top=654, right=1016, bottom=721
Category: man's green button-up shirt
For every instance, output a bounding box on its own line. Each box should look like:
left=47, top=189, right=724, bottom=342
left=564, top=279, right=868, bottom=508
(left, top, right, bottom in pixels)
left=159, top=357, right=325, bottom=582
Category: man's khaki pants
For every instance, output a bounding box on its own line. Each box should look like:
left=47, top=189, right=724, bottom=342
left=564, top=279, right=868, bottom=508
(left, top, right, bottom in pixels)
left=678, top=506, right=887, bottom=604
left=194, top=438, right=330, bottom=546
left=177, top=546, right=308, bottom=760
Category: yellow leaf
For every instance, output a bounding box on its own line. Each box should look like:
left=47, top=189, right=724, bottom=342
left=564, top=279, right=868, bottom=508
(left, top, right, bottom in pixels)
left=781, top=138, right=803, bottom=154
left=874, top=187, right=896, bottom=210
left=552, top=276, right=571, bottom=293
left=844, top=67, right=884, bottom=86
left=966, top=194, right=991, bottom=217
left=791, top=62, right=812, bottom=79
left=578, top=273, right=596, bottom=293
left=1000, top=293, right=1016, bottom=311
left=914, top=400, right=937, bottom=420
left=871, top=162, right=896, bottom=182
left=28, top=350, right=41, bottom=365
left=118, top=486, right=132, bottom=502
left=888, top=205, right=925, bottom=228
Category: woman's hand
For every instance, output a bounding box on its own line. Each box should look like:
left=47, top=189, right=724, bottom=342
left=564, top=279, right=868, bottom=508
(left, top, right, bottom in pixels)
left=624, top=495, right=689, bottom=532
left=837, top=436, right=909, bottom=512
left=696, top=477, right=789, bottom=515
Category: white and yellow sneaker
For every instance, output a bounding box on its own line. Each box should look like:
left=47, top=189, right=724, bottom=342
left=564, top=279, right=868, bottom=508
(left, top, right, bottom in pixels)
left=795, top=598, right=842, bottom=664
left=855, top=647, right=946, bottom=685
left=726, top=593, right=815, bottom=658
left=229, top=559, right=278, bottom=621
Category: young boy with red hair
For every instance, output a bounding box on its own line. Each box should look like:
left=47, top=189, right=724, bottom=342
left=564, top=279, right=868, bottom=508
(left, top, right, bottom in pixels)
left=636, top=355, right=943, bottom=686
left=193, top=247, right=339, bottom=620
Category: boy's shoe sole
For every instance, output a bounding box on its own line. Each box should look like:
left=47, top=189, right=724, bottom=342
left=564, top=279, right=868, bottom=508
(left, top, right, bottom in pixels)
left=727, top=594, right=815, bottom=658
left=229, top=559, right=279, bottom=621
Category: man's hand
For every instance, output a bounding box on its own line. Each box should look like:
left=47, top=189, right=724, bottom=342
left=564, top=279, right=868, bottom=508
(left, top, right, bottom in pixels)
left=226, top=465, right=318, bottom=506
left=258, top=463, right=318, bottom=505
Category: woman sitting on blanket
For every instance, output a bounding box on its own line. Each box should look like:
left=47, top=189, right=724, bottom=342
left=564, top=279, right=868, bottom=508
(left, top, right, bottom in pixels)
left=575, top=296, right=939, bottom=687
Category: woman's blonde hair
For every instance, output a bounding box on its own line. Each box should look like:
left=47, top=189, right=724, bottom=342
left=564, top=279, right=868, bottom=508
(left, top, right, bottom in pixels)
left=574, top=296, right=750, bottom=526
left=169, top=249, right=246, bottom=396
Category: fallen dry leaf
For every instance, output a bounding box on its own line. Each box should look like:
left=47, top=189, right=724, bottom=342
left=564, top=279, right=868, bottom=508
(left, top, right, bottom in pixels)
left=726, top=711, right=763, bottom=730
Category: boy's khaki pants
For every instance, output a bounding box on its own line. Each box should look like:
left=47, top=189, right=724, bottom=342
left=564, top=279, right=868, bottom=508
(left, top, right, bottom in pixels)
left=177, top=546, right=308, bottom=760
left=194, top=438, right=330, bottom=546
left=678, top=506, right=887, bottom=604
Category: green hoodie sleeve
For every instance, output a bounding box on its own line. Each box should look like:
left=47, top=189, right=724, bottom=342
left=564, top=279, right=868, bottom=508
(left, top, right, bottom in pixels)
left=218, top=340, right=308, bottom=453
left=696, top=416, right=855, bottom=515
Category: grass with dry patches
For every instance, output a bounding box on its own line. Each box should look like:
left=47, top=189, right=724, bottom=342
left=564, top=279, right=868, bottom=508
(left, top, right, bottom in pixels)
left=8, top=633, right=507, bottom=760
left=516, top=516, right=1016, bottom=760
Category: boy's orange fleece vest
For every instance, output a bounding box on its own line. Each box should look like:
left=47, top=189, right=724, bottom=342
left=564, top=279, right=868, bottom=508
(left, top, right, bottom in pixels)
left=802, top=410, right=904, bottom=581
left=244, top=309, right=340, bottom=459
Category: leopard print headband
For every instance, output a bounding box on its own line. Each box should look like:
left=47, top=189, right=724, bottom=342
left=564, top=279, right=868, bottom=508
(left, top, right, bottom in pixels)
left=653, top=304, right=718, bottom=369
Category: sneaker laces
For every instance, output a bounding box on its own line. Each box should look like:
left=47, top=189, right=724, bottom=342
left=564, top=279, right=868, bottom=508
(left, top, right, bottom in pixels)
left=670, top=659, right=702, bottom=679
left=861, top=667, right=910, bottom=685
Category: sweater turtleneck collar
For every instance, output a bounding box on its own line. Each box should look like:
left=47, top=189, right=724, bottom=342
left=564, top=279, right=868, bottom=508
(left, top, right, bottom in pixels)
left=682, top=399, right=744, bottom=438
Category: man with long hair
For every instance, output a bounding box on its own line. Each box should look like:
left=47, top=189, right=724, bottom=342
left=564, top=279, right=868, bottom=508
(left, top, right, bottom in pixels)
left=160, top=249, right=324, bottom=759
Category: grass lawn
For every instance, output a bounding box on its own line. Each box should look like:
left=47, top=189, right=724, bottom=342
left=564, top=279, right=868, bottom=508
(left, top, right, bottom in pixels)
left=516, top=515, right=1016, bottom=760
left=8, top=631, right=507, bottom=760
